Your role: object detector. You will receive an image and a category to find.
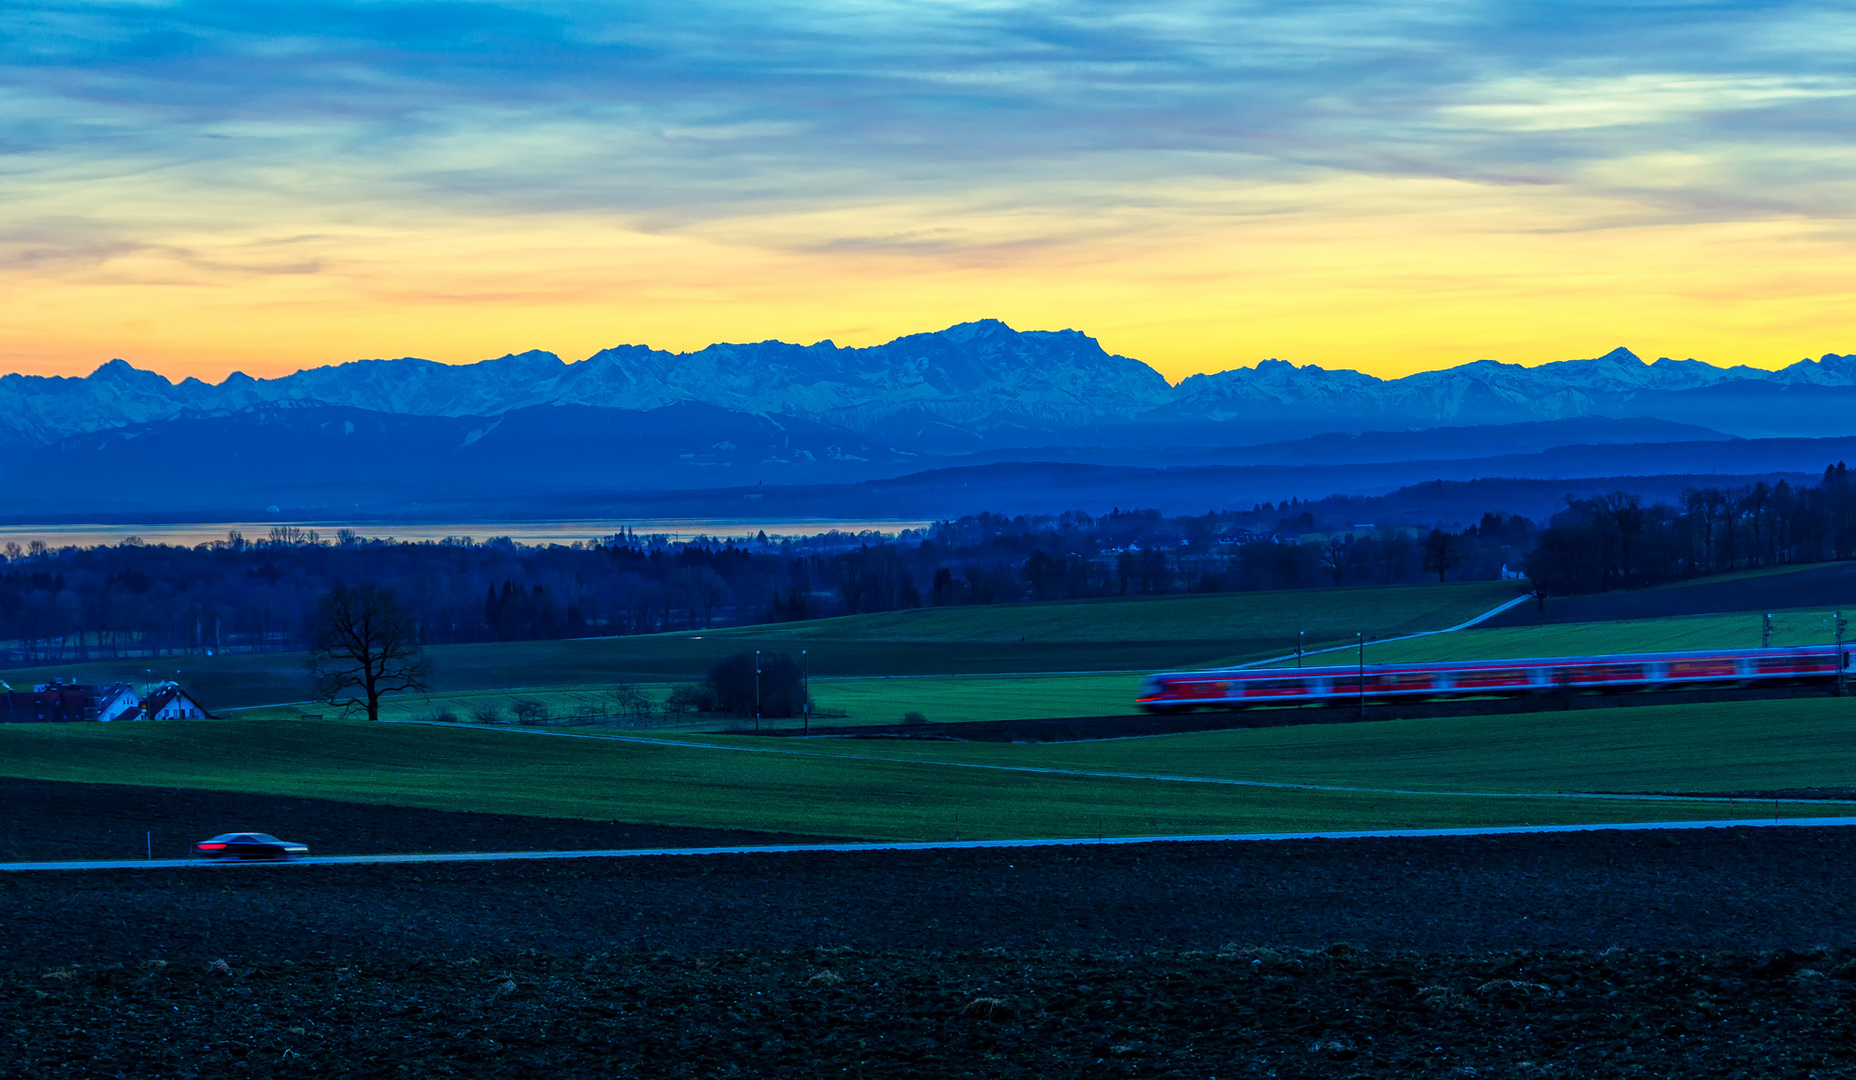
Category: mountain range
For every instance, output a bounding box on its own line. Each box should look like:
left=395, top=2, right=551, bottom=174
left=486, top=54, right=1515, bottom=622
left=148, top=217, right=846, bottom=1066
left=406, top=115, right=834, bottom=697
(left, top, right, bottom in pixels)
left=8, top=319, right=1855, bottom=449
left=3, top=319, right=1853, bottom=521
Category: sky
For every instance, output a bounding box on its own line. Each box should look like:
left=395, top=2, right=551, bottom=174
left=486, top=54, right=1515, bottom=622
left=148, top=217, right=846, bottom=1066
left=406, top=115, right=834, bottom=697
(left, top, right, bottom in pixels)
left=2, top=1, right=1853, bottom=385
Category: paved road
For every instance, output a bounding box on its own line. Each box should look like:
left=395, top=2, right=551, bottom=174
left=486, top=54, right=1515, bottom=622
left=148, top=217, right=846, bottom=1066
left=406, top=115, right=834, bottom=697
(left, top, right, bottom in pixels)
left=7, top=815, right=1856, bottom=872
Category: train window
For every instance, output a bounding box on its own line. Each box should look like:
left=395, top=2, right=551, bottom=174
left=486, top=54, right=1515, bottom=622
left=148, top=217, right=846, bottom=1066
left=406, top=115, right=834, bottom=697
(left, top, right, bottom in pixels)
left=1458, top=668, right=1525, bottom=685
left=1559, top=664, right=1642, bottom=682
left=1756, top=656, right=1822, bottom=673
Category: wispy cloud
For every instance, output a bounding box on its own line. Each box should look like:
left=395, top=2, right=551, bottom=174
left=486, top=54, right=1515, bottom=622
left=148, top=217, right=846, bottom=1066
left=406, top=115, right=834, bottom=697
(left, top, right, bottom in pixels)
left=2, top=1, right=1853, bottom=377
left=1441, top=74, right=1855, bottom=133
left=7, top=1, right=1847, bottom=237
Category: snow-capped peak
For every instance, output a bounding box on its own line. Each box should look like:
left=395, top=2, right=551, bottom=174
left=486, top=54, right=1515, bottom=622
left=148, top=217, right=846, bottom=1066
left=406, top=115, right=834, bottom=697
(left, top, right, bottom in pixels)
left=0, top=326, right=1849, bottom=449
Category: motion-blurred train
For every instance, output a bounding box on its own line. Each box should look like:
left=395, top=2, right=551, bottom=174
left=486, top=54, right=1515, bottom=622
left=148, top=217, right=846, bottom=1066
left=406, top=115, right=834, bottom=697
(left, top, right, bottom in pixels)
left=1136, top=646, right=1852, bottom=712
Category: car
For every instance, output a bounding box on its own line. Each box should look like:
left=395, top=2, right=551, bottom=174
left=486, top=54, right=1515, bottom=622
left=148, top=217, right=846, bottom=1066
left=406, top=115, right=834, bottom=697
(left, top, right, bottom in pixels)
left=195, top=833, right=310, bottom=859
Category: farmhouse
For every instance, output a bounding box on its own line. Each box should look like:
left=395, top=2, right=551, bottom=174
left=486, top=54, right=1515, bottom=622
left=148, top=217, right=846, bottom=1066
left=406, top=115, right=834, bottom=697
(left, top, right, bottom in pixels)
left=141, top=683, right=210, bottom=721
left=0, top=680, right=211, bottom=723
left=95, top=683, right=143, bottom=721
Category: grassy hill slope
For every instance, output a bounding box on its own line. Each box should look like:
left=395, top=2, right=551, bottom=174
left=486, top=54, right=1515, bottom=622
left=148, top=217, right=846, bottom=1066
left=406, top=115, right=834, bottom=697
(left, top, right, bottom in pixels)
left=4, top=582, right=1519, bottom=711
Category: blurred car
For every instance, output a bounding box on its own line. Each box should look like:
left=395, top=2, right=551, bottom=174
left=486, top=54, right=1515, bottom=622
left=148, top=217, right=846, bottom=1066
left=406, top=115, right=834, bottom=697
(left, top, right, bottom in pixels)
left=195, top=833, right=309, bottom=859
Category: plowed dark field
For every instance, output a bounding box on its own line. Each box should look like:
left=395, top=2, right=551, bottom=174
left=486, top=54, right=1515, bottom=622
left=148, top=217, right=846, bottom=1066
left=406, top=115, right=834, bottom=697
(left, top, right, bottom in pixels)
left=6, top=779, right=1856, bottom=1077
left=14, top=945, right=1856, bottom=1079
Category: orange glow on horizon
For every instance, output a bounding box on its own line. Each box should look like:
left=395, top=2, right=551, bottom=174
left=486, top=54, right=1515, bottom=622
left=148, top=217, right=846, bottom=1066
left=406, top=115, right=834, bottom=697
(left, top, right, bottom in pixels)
left=9, top=3, right=1854, bottom=392
left=4, top=178, right=1852, bottom=386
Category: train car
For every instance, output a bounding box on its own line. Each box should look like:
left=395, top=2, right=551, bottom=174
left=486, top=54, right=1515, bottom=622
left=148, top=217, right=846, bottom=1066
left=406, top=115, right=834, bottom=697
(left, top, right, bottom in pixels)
left=1135, top=645, right=1850, bottom=713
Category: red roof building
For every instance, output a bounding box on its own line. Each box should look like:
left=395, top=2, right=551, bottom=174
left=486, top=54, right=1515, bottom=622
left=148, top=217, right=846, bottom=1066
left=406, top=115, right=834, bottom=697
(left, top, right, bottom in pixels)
left=0, top=680, right=211, bottom=723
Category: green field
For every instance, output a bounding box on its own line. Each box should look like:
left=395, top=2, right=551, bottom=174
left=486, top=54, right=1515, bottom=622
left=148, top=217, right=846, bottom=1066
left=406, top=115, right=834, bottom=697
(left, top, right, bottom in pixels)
left=1289, top=607, right=1848, bottom=668
left=0, top=717, right=1837, bottom=842
left=318, top=672, right=1144, bottom=730
left=8, top=576, right=1850, bottom=845
left=701, top=695, right=1856, bottom=798
left=1646, top=562, right=1834, bottom=589
left=6, top=581, right=1519, bottom=713
left=742, top=583, right=1516, bottom=646
left=801, top=603, right=1844, bottom=729
left=803, top=672, right=1142, bottom=727
left=310, top=683, right=685, bottom=726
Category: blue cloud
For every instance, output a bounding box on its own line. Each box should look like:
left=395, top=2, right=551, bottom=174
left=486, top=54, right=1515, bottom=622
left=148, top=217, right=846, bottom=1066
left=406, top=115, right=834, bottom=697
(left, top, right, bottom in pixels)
left=2, top=0, right=1852, bottom=249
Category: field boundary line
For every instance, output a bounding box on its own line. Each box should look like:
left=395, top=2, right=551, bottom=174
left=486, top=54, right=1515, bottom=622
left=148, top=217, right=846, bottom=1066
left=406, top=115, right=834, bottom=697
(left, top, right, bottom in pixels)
left=1236, top=592, right=1532, bottom=669
left=1440, top=593, right=1535, bottom=631
left=8, top=816, right=1856, bottom=873
left=220, top=685, right=632, bottom=714
left=389, top=720, right=1856, bottom=808
left=219, top=700, right=318, bottom=713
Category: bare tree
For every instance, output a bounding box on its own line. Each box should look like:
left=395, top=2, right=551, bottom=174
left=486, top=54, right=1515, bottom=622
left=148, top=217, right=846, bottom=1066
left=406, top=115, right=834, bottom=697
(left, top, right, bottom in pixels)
left=1596, top=491, right=1644, bottom=584
left=1421, top=529, right=1464, bottom=584
left=1321, top=535, right=1351, bottom=587
left=610, top=684, right=653, bottom=726
left=306, top=584, right=430, bottom=721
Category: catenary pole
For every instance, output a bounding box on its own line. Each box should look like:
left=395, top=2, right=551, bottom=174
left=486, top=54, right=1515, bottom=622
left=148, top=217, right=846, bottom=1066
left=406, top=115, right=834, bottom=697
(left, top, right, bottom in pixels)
left=1357, top=631, right=1366, bottom=720
left=1826, top=612, right=1841, bottom=697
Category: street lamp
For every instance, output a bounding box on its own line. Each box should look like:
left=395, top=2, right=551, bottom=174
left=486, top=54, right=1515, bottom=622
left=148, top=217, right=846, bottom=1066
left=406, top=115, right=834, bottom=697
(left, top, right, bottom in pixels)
left=754, top=649, right=761, bottom=732
left=802, top=649, right=810, bottom=736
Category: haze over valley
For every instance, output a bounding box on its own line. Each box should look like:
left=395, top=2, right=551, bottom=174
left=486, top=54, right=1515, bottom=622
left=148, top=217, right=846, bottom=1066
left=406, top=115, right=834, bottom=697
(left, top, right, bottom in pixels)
left=7, top=320, right=1852, bottom=524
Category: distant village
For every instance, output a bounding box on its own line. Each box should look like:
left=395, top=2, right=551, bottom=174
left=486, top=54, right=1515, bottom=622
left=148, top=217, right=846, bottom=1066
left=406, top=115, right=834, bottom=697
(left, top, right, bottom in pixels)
left=0, top=679, right=210, bottom=723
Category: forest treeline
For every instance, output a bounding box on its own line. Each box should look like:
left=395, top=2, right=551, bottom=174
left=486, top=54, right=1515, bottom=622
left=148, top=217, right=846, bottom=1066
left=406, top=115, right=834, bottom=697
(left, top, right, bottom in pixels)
left=0, top=509, right=1529, bottom=663
left=1525, top=464, right=1856, bottom=595
left=2, top=462, right=1849, bottom=663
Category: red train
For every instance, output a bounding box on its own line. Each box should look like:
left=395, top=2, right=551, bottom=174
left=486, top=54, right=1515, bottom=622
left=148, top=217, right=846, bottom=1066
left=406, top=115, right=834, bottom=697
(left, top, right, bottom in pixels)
left=1136, top=646, right=1852, bottom=712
